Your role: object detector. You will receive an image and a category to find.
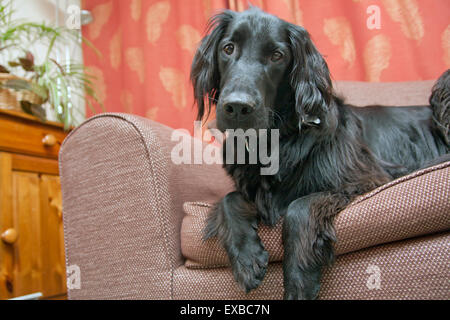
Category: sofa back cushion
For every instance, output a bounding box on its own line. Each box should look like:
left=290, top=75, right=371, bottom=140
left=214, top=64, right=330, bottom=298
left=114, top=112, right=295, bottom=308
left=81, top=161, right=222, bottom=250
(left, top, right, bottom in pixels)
left=333, top=80, right=435, bottom=106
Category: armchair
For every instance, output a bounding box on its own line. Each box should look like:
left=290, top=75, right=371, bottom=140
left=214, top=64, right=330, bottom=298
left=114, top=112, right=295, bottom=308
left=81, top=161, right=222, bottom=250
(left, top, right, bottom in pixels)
left=59, top=80, right=449, bottom=299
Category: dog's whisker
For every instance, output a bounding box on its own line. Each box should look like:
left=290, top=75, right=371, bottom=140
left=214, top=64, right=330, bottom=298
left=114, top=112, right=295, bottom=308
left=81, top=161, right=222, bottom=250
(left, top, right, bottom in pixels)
left=268, top=108, right=284, bottom=126
left=195, top=95, right=219, bottom=104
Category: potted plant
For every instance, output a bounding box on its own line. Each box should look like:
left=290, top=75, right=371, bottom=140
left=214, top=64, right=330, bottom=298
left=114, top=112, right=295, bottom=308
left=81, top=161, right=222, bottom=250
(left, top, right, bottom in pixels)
left=0, top=0, right=102, bottom=129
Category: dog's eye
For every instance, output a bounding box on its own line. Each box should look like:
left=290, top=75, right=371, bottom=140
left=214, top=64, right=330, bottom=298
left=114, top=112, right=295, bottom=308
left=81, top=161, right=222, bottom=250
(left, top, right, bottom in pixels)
left=223, top=44, right=234, bottom=55
left=271, top=50, right=283, bottom=62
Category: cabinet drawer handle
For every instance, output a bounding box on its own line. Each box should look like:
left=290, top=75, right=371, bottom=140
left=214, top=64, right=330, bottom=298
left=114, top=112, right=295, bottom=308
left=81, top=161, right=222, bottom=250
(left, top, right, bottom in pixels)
left=42, top=134, right=57, bottom=147
left=1, top=228, right=18, bottom=245
left=50, top=198, right=63, bottom=219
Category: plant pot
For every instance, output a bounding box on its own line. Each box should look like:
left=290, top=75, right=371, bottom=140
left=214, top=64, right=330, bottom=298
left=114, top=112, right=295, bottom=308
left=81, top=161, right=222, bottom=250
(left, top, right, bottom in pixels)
left=0, top=74, right=21, bottom=111
left=0, top=74, right=45, bottom=112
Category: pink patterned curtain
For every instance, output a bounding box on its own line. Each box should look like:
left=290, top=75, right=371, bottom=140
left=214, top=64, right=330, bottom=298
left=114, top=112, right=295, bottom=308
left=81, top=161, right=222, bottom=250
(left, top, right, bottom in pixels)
left=82, top=0, right=450, bottom=131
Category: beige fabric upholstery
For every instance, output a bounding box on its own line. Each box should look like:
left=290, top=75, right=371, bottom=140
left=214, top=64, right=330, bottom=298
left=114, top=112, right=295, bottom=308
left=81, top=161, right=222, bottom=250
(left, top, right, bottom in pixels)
left=59, top=80, right=449, bottom=299
left=181, top=162, right=450, bottom=268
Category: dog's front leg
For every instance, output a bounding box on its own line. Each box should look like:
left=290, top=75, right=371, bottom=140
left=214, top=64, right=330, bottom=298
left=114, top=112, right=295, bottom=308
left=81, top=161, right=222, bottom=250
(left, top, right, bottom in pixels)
left=204, top=191, right=269, bottom=293
left=282, top=193, right=340, bottom=300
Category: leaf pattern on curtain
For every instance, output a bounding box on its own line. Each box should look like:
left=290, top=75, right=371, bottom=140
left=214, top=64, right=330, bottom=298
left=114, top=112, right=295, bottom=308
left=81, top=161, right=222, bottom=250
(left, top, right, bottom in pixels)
left=323, top=17, right=356, bottom=67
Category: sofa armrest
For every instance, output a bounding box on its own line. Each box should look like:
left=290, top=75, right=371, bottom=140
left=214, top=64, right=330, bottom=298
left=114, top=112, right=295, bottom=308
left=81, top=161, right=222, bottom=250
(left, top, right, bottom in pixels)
left=59, top=113, right=233, bottom=299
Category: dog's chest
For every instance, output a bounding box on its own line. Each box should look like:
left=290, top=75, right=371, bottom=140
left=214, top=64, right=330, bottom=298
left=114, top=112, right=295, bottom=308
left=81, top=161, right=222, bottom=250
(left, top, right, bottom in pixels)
left=229, top=162, right=308, bottom=225
left=226, top=137, right=326, bottom=224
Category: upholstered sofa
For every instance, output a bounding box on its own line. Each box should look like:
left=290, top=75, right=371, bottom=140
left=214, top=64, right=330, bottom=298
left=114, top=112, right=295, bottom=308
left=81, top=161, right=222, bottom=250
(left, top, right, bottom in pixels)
left=59, top=80, right=450, bottom=299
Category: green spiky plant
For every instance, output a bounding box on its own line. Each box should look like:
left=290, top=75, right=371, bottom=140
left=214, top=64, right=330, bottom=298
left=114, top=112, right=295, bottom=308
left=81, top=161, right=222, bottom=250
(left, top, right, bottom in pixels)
left=0, top=0, right=102, bottom=129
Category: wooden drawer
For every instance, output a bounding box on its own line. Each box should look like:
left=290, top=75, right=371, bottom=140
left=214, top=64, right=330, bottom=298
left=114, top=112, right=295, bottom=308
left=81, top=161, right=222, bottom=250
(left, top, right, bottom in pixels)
left=0, top=110, right=68, bottom=159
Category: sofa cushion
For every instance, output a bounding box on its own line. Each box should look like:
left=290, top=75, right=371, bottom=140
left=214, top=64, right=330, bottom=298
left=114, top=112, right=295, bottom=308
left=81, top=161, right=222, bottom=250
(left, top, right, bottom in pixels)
left=181, top=162, right=450, bottom=269
left=175, top=233, right=450, bottom=299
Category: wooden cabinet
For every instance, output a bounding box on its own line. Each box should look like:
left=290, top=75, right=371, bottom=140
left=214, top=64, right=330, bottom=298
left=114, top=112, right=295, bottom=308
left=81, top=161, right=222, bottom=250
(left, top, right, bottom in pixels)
left=0, top=109, right=69, bottom=299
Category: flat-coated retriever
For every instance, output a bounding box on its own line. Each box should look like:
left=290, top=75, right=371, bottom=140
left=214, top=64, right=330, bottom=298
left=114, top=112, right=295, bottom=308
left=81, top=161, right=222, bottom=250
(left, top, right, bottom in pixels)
left=190, top=7, right=450, bottom=299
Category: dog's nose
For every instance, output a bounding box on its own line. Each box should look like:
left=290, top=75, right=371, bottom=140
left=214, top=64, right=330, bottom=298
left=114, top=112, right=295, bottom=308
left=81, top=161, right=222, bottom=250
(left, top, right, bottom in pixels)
left=224, top=102, right=254, bottom=117
left=222, top=94, right=256, bottom=119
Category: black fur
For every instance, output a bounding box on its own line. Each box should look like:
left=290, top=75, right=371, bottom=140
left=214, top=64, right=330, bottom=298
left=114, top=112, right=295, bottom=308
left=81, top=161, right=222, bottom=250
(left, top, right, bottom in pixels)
left=191, top=8, right=450, bottom=299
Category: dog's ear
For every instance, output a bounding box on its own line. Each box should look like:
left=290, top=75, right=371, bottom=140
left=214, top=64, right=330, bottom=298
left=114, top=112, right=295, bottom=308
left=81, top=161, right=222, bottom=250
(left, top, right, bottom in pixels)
left=429, top=69, right=450, bottom=146
left=191, top=11, right=234, bottom=121
left=287, top=24, right=337, bottom=132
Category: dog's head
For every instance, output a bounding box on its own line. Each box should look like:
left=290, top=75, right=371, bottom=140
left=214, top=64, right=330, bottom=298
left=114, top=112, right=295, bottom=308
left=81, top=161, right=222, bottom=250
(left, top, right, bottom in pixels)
left=191, top=7, right=336, bottom=135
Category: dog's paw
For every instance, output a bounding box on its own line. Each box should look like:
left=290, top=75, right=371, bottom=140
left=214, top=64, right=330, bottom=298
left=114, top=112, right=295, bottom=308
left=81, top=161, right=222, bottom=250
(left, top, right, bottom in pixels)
left=229, top=240, right=269, bottom=293
left=283, top=267, right=321, bottom=300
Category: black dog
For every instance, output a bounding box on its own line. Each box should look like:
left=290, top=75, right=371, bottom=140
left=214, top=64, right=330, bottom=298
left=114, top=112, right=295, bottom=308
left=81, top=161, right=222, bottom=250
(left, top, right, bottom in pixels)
left=190, top=7, right=450, bottom=299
